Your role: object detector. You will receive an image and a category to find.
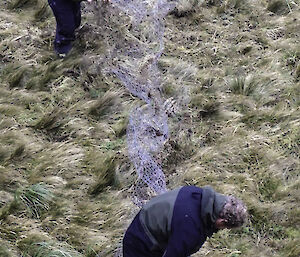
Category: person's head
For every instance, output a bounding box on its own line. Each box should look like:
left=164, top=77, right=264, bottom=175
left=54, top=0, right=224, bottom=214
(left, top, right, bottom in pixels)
left=215, top=196, right=247, bottom=230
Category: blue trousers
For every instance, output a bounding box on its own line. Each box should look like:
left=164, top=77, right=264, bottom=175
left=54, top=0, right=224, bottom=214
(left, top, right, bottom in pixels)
left=123, top=212, right=164, bottom=257
left=48, top=0, right=81, bottom=54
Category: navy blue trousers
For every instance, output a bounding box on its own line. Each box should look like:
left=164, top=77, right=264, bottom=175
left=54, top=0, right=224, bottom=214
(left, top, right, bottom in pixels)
left=123, top=212, right=164, bottom=257
left=48, top=0, right=81, bottom=54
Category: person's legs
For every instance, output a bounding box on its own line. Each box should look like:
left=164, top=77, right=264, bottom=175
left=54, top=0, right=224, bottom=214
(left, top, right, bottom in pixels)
left=48, top=0, right=81, bottom=55
left=123, top=213, right=163, bottom=257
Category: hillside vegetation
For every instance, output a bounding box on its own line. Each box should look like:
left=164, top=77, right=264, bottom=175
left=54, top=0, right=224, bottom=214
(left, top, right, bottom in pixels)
left=0, top=0, right=299, bottom=256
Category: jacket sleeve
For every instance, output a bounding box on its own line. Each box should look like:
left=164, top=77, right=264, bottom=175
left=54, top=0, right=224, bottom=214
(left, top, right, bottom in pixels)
left=162, top=218, right=206, bottom=257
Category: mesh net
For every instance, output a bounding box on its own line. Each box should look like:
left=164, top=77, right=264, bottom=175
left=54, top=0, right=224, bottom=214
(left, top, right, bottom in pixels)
left=92, top=0, right=180, bottom=208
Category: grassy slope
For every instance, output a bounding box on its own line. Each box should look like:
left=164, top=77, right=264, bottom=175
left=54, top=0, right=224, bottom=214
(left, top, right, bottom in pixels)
left=0, top=0, right=299, bottom=256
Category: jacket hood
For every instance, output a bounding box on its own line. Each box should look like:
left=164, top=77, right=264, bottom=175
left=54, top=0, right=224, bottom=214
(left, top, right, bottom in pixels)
left=200, top=186, right=227, bottom=237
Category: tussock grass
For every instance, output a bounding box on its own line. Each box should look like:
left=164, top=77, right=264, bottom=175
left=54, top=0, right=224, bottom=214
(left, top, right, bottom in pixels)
left=8, top=0, right=51, bottom=23
left=295, top=64, right=300, bottom=80
left=34, top=108, right=63, bottom=131
left=31, top=242, right=82, bottom=257
left=71, top=202, right=94, bottom=226
left=0, top=131, right=27, bottom=165
left=0, top=167, right=14, bottom=191
left=112, top=116, right=128, bottom=137
left=3, top=64, right=31, bottom=88
left=88, top=90, right=121, bottom=119
left=229, top=76, right=258, bottom=96
left=190, top=94, right=220, bottom=119
left=18, top=234, right=82, bottom=257
left=16, top=183, right=54, bottom=218
left=87, top=152, right=119, bottom=195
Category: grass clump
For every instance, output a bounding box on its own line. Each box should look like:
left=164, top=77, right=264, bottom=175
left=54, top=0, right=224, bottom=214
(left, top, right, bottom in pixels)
left=84, top=246, right=99, bottom=257
left=257, top=174, right=281, bottom=201
left=227, top=0, right=247, bottom=9
left=0, top=226, right=20, bottom=241
left=31, top=242, right=82, bottom=257
left=230, top=76, right=258, bottom=96
left=16, top=183, right=54, bottom=218
left=248, top=203, right=286, bottom=239
left=112, top=117, right=128, bottom=138
left=217, top=0, right=248, bottom=13
left=2, top=64, right=31, bottom=88
left=87, top=152, right=119, bottom=195
left=72, top=202, right=94, bottom=226
left=88, top=90, right=120, bottom=119
left=18, top=235, right=82, bottom=257
left=33, top=108, right=63, bottom=131
left=190, top=93, right=220, bottom=119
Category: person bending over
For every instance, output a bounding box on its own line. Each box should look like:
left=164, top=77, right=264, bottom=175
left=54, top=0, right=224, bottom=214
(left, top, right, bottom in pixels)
left=123, top=185, right=247, bottom=257
left=48, top=0, right=110, bottom=57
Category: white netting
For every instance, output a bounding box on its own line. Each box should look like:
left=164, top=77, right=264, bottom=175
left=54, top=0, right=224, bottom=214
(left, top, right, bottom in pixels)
left=93, top=0, right=179, bottom=208
left=93, top=0, right=182, bottom=207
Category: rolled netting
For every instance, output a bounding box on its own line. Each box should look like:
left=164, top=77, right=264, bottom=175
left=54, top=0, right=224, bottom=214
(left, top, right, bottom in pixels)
left=92, top=0, right=181, bottom=208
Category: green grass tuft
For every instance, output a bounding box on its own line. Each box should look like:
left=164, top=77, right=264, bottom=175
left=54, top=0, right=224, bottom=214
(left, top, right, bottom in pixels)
left=16, top=183, right=54, bottom=218
left=32, top=242, right=82, bottom=257
left=18, top=235, right=82, bottom=257
left=230, top=77, right=258, bottom=96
